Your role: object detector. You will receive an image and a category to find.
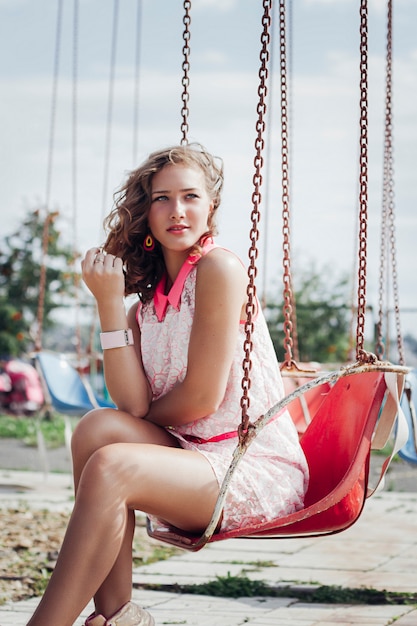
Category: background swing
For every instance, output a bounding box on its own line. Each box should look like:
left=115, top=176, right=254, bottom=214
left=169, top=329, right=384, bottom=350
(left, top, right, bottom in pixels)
left=147, top=0, right=408, bottom=552
left=366, top=0, right=417, bottom=467
left=33, top=0, right=138, bottom=418
left=399, top=370, right=417, bottom=465
left=278, top=0, right=407, bottom=439
left=375, top=40, right=417, bottom=465
left=262, top=0, right=331, bottom=436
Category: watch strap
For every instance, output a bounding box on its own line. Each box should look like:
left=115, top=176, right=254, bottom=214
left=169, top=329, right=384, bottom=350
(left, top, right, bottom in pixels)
left=100, top=329, right=134, bottom=350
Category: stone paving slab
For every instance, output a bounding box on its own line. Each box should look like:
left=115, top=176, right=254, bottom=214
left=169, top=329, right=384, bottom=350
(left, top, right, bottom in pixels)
left=0, top=471, right=416, bottom=625
left=0, top=469, right=74, bottom=512
left=1, top=592, right=416, bottom=626
left=132, top=492, right=417, bottom=595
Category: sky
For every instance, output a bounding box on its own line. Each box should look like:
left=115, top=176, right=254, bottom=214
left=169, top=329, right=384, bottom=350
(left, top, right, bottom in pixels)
left=1, top=0, right=416, bottom=345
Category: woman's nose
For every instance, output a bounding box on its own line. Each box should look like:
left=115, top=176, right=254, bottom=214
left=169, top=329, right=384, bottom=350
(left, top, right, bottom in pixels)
left=170, top=199, right=185, bottom=219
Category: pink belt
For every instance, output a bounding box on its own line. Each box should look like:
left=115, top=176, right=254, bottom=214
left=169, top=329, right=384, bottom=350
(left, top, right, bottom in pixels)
left=181, top=430, right=239, bottom=445
left=180, top=407, right=285, bottom=445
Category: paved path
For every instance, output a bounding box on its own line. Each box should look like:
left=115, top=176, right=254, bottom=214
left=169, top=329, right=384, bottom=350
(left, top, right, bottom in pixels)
left=0, top=469, right=416, bottom=625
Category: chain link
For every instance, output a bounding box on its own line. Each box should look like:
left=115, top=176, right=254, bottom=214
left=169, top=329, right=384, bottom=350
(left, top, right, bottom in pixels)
left=376, top=195, right=388, bottom=359
left=239, top=0, right=272, bottom=441
left=389, top=205, right=405, bottom=365
left=356, top=0, right=369, bottom=362
left=180, top=0, right=191, bottom=145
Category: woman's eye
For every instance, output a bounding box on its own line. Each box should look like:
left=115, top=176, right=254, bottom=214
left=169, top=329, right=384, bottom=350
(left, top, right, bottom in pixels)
left=152, top=195, right=168, bottom=202
left=186, top=193, right=198, bottom=199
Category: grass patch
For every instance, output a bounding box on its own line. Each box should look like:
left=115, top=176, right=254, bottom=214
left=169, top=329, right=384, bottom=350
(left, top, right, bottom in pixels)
left=371, top=440, right=400, bottom=462
left=223, top=559, right=275, bottom=570
left=140, top=573, right=417, bottom=605
left=305, top=585, right=415, bottom=605
left=0, top=413, right=75, bottom=448
left=132, top=544, right=179, bottom=567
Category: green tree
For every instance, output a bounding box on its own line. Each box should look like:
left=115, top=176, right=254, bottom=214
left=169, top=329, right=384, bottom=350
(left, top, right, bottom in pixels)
left=265, top=266, right=352, bottom=364
left=0, top=303, right=27, bottom=356
left=0, top=208, right=78, bottom=355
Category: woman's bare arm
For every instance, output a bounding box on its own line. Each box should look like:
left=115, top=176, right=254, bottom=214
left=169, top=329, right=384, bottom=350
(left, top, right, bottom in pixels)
left=145, top=248, right=247, bottom=426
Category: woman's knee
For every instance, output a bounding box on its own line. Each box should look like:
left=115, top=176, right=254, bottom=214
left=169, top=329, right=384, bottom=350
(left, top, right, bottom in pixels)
left=71, top=407, right=178, bottom=473
left=71, top=408, right=119, bottom=461
left=77, top=443, right=135, bottom=501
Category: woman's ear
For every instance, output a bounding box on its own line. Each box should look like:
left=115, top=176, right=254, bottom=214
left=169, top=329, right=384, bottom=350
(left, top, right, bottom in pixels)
left=207, top=204, right=215, bottom=228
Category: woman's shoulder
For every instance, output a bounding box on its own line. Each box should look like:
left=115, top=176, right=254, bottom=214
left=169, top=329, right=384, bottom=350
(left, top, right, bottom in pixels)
left=195, top=247, right=247, bottom=305
left=197, top=246, right=246, bottom=279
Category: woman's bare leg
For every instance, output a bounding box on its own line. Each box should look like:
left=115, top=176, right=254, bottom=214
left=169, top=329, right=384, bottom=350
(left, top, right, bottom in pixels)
left=27, top=410, right=219, bottom=626
left=71, top=408, right=179, bottom=489
left=71, top=408, right=180, bottom=618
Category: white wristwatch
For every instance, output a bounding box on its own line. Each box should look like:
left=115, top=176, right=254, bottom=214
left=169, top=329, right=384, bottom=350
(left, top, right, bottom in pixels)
left=100, top=329, right=134, bottom=350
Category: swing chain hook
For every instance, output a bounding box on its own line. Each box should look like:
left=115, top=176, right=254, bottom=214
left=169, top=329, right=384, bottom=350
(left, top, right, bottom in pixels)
left=356, top=348, right=379, bottom=365
left=237, top=420, right=258, bottom=450
left=180, top=0, right=191, bottom=145
left=240, top=0, right=272, bottom=440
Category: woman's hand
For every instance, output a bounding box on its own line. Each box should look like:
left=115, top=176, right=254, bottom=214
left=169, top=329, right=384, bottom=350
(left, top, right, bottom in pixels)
left=81, top=247, right=125, bottom=305
left=81, top=248, right=152, bottom=416
left=81, top=247, right=128, bottom=334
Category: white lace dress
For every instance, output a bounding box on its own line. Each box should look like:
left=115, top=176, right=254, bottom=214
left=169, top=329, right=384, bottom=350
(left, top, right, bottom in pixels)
left=136, top=243, right=309, bottom=532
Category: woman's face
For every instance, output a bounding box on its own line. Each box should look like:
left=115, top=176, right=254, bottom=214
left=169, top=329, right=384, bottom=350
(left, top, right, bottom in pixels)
left=148, top=164, right=213, bottom=255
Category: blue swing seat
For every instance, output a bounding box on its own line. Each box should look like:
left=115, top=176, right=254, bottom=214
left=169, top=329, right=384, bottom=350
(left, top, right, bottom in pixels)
left=35, top=351, right=115, bottom=416
left=398, top=368, right=417, bottom=465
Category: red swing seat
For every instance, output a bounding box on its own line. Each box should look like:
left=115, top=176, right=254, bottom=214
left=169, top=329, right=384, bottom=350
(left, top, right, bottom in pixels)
left=282, top=364, right=331, bottom=435
left=147, top=370, right=393, bottom=551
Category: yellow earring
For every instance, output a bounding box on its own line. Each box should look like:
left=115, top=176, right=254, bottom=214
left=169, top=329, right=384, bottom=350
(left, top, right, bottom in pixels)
left=143, top=234, right=155, bottom=251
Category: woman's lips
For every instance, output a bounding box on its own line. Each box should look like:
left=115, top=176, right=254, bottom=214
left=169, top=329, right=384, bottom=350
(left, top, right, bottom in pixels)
left=167, top=225, right=189, bottom=233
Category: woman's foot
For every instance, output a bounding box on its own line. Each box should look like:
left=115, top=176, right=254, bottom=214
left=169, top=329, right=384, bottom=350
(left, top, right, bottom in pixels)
left=85, top=601, right=155, bottom=626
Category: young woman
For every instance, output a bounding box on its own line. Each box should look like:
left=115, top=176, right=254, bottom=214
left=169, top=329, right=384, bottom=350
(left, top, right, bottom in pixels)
left=27, top=143, right=308, bottom=626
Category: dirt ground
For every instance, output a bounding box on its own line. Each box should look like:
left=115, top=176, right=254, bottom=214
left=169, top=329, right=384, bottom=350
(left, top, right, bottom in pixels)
left=0, top=506, right=163, bottom=606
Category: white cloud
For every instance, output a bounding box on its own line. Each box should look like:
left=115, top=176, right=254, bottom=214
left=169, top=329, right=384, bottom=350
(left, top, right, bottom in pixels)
left=193, top=0, right=238, bottom=12
left=196, top=49, right=229, bottom=66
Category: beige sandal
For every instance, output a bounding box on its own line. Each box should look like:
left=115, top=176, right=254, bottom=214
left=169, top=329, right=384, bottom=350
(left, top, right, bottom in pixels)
left=85, top=601, right=155, bottom=626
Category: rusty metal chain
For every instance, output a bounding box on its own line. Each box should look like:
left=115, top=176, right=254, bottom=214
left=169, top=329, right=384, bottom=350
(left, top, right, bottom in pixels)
left=376, top=187, right=388, bottom=359
left=279, top=0, right=298, bottom=368
left=376, top=0, right=404, bottom=364
left=287, top=0, right=299, bottom=364
left=389, top=199, right=405, bottom=365
left=356, top=0, right=371, bottom=363
left=239, top=0, right=272, bottom=442
left=180, top=0, right=191, bottom=145
left=376, top=0, right=391, bottom=360
left=35, top=0, right=64, bottom=352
